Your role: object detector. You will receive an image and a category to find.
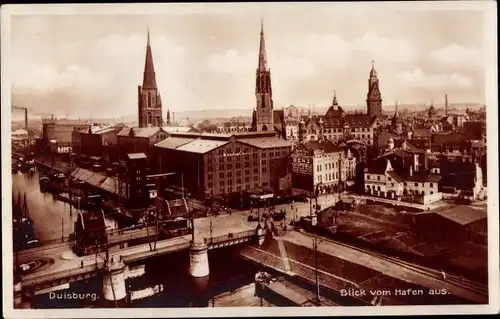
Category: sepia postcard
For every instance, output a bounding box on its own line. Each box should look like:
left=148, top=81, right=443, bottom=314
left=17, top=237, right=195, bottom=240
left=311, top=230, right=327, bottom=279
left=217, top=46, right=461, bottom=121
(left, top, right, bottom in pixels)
left=1, top=2, right=498, bottom=318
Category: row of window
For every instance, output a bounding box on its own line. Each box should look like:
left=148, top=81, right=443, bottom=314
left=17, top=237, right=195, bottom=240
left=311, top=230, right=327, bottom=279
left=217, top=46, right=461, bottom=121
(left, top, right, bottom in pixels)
left=216, top=147, right=288, bottom=157
left=366, top=175, right=435, bottom=188
left=208, top=159, right=269, bottom=172
left=211, top=175, right=260, bottom=187
left=206, top=182, right=270, bottom=194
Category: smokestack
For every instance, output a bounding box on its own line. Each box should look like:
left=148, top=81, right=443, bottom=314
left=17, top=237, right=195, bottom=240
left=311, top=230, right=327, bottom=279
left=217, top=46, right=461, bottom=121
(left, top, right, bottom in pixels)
left=24, top=108, right=28, bottom=131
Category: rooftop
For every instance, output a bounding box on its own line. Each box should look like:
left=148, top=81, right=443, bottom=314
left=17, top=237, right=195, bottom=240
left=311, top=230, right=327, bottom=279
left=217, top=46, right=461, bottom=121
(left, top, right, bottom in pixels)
left=238, top=137, right=292, bottom=149
left=162, top=126, right=196, bottom=133
left=117, top=127, right=163, bottom=138
left=304, top=141, right=343, bottom=153
left=127, top=153, right=147, bottom=160
left=435, top=205, right=486, bottom=226
left=155, top=137, right=196, bottom=149
left=176, top=139, right=229, bottom=154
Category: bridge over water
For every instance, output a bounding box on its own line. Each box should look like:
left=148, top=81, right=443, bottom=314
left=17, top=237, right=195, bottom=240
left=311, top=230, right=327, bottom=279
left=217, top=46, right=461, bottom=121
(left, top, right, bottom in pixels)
left=14, top=213, right=266, bottom=308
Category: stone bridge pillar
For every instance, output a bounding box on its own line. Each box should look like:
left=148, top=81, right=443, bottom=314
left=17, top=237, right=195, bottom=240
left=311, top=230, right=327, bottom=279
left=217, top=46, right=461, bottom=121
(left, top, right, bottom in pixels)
left=102, top=255, right=127, bottom=305
left=256, top=225, right=266, bottom=246
left=14, top=281, right=25, bottom=308
left=189, top=241, right=209, bottom=278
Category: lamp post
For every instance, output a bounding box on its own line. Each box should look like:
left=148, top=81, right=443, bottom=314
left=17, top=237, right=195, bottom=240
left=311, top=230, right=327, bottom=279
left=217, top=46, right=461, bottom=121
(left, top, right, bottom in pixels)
left=209, top=220, right=213, bottom=243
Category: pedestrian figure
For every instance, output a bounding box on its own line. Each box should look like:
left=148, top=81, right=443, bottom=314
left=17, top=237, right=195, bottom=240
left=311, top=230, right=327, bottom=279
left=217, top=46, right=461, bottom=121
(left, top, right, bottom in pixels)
left=81, top=260, right=84, bottom=268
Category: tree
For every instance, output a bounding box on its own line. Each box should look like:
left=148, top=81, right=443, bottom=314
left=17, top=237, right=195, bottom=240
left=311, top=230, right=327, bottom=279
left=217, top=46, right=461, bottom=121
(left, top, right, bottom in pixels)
left=196, top=120, right=218, bottom=133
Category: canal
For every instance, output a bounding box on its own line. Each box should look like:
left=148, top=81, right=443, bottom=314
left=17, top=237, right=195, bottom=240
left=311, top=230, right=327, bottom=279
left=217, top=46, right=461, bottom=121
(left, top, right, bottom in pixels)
left=13, top=169, right=272, bottom=308
left=12, top=170, right=118, bottom=244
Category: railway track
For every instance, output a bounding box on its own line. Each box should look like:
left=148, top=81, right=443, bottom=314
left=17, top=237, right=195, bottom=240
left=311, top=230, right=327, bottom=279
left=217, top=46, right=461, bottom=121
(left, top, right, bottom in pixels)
left=301, top=229, right=488, bottom=297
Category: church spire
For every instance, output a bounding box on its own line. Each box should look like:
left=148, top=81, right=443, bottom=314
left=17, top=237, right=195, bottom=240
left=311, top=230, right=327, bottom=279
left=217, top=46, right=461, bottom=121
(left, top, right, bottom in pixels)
left=166, top=109, right=171, bottom=125
left=257, top=18, right=268, bottom=72
left=143, top=27, right=157, bottom=89
left=332, top=90, right=338, bottom=106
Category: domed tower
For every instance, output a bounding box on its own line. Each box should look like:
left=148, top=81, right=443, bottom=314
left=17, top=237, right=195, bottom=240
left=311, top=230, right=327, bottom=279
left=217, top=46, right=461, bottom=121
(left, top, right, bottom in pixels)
left=366, top=60, right=383, bottom=117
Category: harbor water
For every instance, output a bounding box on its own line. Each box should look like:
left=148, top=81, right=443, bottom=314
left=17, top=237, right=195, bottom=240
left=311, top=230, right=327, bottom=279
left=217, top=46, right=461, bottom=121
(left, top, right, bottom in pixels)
left=13, top=169, right=272, bottom=308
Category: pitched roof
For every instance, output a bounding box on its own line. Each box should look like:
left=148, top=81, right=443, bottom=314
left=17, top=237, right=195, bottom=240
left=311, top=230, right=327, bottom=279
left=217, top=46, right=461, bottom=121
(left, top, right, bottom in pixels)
left=435, top=205, right=486, bottom=226
left=117, top=127, right=163, bottom=138
left=303, top=141, right=343, bottom=153
left=387, top=170, right=403, bottom=182
left=401, top=170, right=441, bottom=183
left=79, top=211, right=106, bottom=232
left=238, top=137, right=292, bottom=149
left=433, top=131, right=470, bottom=145
left=127, top=153, right=147, bottom=160
left=155, top=137, right=196, bottom=149
left=366, top=158, right=389, bottom=175
left=176, top=139, right=229, bottom=154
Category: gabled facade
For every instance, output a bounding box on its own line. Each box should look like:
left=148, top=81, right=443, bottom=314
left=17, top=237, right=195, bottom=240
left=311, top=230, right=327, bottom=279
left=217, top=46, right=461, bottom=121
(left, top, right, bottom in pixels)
left=290, top=141, right=356, bottom=195
left=364, top=151, right=442, bottom=205
left=117, top=127, right=168, bottom=160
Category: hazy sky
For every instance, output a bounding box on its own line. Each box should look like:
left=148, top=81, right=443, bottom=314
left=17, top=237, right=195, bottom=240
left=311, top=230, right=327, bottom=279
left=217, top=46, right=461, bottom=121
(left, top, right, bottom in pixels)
left=8, top=3, right=490, bottom=119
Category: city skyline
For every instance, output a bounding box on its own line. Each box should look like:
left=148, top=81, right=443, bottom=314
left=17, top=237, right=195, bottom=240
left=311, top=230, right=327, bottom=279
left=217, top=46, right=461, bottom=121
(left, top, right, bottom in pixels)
left=9, top=4, right=489, bottom=119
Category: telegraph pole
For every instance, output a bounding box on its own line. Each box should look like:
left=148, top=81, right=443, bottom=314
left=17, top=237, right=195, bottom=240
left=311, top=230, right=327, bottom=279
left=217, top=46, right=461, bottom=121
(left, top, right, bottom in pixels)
left=68, top=141, right=73, bottom=217
left=209, top=220, right=213, bottom=243
left=61, top=217, right=64, bottom=242
left=313, top=236, right=320, bottom=305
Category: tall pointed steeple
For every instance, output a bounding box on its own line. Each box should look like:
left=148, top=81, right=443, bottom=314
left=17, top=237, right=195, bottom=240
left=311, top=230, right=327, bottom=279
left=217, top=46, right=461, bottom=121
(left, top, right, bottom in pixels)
left=257, top=19, right=268, bottom=72
left=137, top=27, right=163, bottom=127
left=253, top=19, right=274, bottom=132
left=143, top=27, right=157, bottom=89
left=166, top=109, right=171, bottom=125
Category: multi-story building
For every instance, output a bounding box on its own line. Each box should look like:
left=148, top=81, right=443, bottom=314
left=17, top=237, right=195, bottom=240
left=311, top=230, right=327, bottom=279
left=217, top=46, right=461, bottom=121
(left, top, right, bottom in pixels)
left=290, top=141, right=356, bottom=195
left=436, top=154, right=485, bottom=200
left=364, top=154, right=442, bottom=205
left=283, top=105, right=301, bottom=140
left=152, top=131, right=292, bottom=199
left=137, top=30, right=163, bottom=127
left=42, top=119, right=90, bottom=148
left=116, top=127, right=168, bottom=161
left=301, top=112, right=380, bottom=146
left=73, top=125, right=123, bottom=162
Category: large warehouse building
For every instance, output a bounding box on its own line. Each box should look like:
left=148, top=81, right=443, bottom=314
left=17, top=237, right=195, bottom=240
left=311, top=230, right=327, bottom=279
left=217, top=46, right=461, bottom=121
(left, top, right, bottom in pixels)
left=152, top=131, right=292, bottom=199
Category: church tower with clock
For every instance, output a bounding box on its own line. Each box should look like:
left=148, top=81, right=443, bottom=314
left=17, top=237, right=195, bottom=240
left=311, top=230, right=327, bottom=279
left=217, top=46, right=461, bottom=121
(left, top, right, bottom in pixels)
left=366, top=60, right=383, bottom=117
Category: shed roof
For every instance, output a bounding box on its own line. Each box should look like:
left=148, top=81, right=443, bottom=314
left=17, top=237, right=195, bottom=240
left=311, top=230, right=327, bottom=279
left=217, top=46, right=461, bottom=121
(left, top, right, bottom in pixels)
left=127, top=153, right=147, bottom=160
left=435, top=206, right=486, bottom=226
left=155, top=137, right=196, bottom=149
left=117, top=127, right=162, bottom=138
left=238, top=137, right=292, bottom=149
left=176, top=139, right=229, bottom=154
